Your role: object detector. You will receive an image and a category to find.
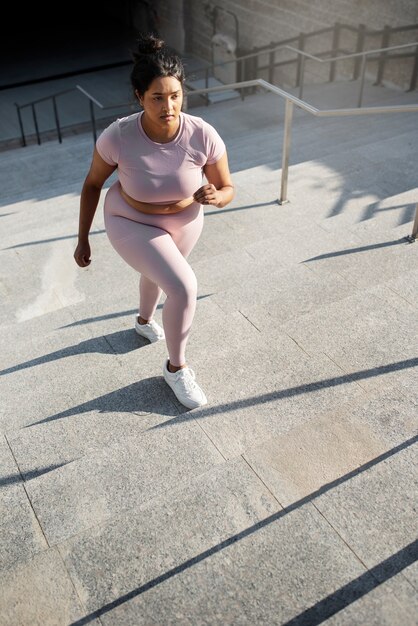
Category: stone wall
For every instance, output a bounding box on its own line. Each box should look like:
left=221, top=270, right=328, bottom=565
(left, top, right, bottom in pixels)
left=155, top=0, right=186, bottom=54
left=178, top=0, right=418, bottom=90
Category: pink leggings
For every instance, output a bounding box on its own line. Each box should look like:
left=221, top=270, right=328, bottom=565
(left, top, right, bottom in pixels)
left=104, top=182, right=204, bottom=366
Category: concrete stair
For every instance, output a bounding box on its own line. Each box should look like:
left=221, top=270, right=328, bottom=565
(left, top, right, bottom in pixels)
left=0, top=54, right=218, bottom=150
left=186, top=76, right=242, bottom=105
left=0, top=81, right=417, bottom=624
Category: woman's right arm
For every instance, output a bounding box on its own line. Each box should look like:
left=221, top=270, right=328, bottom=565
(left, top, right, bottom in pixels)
left=74, top=149, right=117, bottom=267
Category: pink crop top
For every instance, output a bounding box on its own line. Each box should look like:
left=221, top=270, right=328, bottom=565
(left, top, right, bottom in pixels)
left=96, top=112, right=226, bottom=204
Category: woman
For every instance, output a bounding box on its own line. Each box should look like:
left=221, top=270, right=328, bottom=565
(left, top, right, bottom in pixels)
left=74, top=34, right=234, bottom=409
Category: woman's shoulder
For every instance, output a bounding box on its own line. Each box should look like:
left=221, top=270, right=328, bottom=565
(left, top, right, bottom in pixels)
left=181, top=112, right=216, bottom=132
left=109, top=112, right=140, bottom=131
left=181, top=113, right=223, bottom=144
left=99, top=113, right=139, bottom=138
left=180, top=112, right=225, bottom=162
left=96, top=113, right=140, bottom=163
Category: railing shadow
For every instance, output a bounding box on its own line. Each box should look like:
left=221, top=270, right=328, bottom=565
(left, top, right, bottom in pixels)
left=58, top=295, right=212, bottom=330
left=18, top=354, right=416, bottom=439
left=0, top=461, right=72, bottom=488
left=205, top=200, right=277, bottom=216
left=0, top=166, right=118, bottom=209
left=362, top=201, right=417, bottom=225
left=280, top=540, right=418, bottom=626
left=14, top=354, right=417, bottom=439
left=68, top=434, right=418, bottom=625
left=304, top=238, right=407, bottom=263
left=0, top=333, right=146, bottom=377
left=25, top=376, right=178, bottom=428
left=0, top=294, right=211, bottom=376
left=2, top=229, right=106, bottom=251
left=324, top=177, right=417, bottom=223
left=58, top=304, right=138, bottom=330
left=149, top=357, right=418, bottom=426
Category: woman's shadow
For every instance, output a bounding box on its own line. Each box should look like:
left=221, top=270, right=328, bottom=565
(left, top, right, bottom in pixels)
left=2, top=328, right=185, bottom=427
left=1, top=328, right=152, bottom=377
left=26, top=373, right=181, bottom=429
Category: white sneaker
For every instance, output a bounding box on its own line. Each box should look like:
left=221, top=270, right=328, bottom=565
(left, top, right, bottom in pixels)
left=135, top=316, right=165, bottom=343
left=163, top=360, right=208, bottom=409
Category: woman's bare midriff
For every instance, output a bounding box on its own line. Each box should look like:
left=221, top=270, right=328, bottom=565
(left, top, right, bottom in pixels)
left=120, top=186, right=195, bottom=215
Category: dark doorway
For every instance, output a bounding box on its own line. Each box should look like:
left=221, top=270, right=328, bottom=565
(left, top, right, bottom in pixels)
left=0, top=1, right=160, bottom=88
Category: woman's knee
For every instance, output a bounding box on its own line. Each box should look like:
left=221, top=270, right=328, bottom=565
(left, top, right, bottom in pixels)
left=168, top=269, right=197, bottom=303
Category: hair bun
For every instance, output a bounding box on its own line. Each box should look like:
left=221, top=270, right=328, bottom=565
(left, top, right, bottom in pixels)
left=133, top=33, right=165, bottom=60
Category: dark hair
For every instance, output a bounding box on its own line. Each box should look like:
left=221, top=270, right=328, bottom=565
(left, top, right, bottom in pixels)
left=130, top=33, right=185, bottom=97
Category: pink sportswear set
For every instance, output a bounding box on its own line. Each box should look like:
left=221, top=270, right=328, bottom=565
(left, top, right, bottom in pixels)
left=96, top=111, right=226, bottom=365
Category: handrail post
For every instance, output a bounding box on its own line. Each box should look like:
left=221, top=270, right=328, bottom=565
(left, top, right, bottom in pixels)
left=15, top=103, right=26, bottom=147
left=375, top=24, right=390, bottom=85
left=407, top=203, right=418, bottom=242
left=279, top=99, right=293, bottom=205
left=357, top=55, right=367, bottom=107
left=269, top=43, right=275, bottom=84
left=205, top=68, right=210, bottom=106
left=353, top=24, right=366, bottom=80
left=408, top=44, right=418, bottom=92
left=251, top=46, right=259, bottom=94
left=237, top=57, right=243, bottom=100
left=295, top=32, right=305, bottom=87
left=298, top=54, right=306, bottom=99
left=89, top=100, right=97, bottom=143
left=52, top=96, right=62, bottom=143
left=31, top=104, right=41, bottom=145
left=329, top=22, right=341, bottom=82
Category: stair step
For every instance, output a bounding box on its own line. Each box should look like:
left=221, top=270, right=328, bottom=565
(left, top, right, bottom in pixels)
left=186, top=76, right=241, bottom=103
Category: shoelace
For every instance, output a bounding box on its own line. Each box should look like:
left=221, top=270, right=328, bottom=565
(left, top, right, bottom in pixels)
left=148, top=320, right=164, bottom=336
left=174, top=368, right=198, bottom=393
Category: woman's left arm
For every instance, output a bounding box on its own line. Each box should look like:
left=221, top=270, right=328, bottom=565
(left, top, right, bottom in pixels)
left=194, top=152, right=235, bottom=208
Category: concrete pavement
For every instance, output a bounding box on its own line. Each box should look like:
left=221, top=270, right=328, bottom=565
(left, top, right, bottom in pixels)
left=0, top=81, right=417, bottom=625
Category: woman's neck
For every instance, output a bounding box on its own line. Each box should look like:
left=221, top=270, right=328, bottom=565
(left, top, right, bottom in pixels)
left=141, top=113, right=181, bottom=143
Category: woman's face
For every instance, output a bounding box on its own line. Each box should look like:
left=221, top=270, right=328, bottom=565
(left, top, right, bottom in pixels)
left=138, top=76, right=183, bottom=129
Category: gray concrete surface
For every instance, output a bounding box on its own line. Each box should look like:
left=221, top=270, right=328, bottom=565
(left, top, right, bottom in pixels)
left=0, top=78, right=417, bottom=625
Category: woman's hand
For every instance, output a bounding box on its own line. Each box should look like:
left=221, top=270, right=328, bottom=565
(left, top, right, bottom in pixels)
left=200, top=153, right=234, bottom=209
left=193, top=183, right=222, bottom=207
left=74, top=240, right=91, bottom=267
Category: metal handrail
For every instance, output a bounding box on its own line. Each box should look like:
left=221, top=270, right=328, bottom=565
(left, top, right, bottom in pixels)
left=282, top=41, right=418, bottom=64
left=15, top=85, right=134, bottom=147
left=192, top=20, right=387, bottom=79
left=16, top=40, right=417, bottom=146
left=194, top=40, right=418, bottom=74
left=13, top=74, right=418, bottom=240
left=189, top=40, right=418, bottom=107
left=15, top=88, right=75, bottom=108
left=185, top=77, right=418, bottom=117
left=184, top=77, right=418, bottom=241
